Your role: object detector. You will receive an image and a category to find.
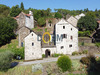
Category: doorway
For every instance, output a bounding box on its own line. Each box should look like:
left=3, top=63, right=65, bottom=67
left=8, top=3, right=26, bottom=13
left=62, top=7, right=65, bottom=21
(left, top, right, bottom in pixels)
left=45, top=49, right=50, bottom=57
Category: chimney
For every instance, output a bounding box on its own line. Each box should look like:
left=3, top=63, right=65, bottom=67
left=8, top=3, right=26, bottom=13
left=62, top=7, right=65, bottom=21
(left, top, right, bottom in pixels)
left=29, top=11, right=33, bottom=16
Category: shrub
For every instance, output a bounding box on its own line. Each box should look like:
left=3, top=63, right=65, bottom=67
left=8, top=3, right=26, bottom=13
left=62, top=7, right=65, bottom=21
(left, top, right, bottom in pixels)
left=82, top=50, right=88, bottom=54
left=57, top=55, right=72, bottom=72
left=79, top=52, right=83, bottom=55
left=42, top=54, right=45, bottom=58
left=95, top=43, right=100, bottom=47
left=0, top=51, right=14, bottom=71
left=52, top=53, right=63, bottom=57
left=78, top=31, right=91, bottom=37
left=72, top=51, right=79, bottom=55
left=80, top=57, right=90, bottom=65
left=11, top=47, right=24, bottom=59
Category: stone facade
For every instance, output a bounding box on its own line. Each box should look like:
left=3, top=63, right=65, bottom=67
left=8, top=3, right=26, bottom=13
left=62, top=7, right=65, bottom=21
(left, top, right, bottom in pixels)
left=25, top=19, right=79, bottom=60
left=78, top=37, right=92, bottom=43
left=25, top=32, right=42, bottom=60
left=56, top=19, right=78, bottom=54
left=14, top=11, right=34, bottom=47
left=17, top=26, right=31, bottom=47
left=67, top=16, right=78, bottom=27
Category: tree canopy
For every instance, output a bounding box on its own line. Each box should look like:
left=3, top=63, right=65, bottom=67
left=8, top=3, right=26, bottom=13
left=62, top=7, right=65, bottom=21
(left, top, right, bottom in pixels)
left=0, top=17, right=18, bottom=46
left=77, top=15, right=97, bottom=31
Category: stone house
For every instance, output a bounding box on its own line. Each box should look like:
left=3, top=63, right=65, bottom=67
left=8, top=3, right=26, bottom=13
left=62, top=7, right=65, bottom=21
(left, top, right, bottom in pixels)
left=25, top=32, right=42, bottom=60
left=46, top=18, right=60, bottom=34
left=14, top=11, right=34, bottom=47
left=66, top=16, right=78, bottom=27
left=25, top=19, right=79, bottom=60
left=75, top=13, right=85, bottom=20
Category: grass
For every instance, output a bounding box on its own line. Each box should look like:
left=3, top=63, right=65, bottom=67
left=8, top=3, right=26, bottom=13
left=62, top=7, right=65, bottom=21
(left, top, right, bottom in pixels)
left=78, top=42, right=95, bottom=46
left=32, top=27, right=43, bottom=32
left=0, top=65, right=42, bottom=75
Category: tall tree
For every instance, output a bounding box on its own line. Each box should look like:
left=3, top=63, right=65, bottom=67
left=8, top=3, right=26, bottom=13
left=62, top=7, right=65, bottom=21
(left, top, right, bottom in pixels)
left=10, top=5, right=21, bottom=17
left=20, top=2, right=24, bottom=10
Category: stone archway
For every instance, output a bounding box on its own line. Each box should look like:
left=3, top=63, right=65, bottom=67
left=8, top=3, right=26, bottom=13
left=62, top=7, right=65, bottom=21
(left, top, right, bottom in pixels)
left=45, top=49, right=50, bottom=58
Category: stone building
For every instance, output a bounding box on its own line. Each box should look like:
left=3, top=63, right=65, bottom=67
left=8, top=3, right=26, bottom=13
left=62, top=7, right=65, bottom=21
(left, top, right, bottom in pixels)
left=25, top=32, right=42, bottom=60
left=75, top=13, right=85, bottom=20
left=14, top=11, right=34, bottom=47
left=66, top=16, right=78, bottom=27
left=25, top=19, right=79, bottom=60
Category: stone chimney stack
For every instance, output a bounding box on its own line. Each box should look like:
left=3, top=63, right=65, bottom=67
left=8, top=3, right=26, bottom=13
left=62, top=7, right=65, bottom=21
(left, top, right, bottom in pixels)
left=29, top=11, right=33, bottom=16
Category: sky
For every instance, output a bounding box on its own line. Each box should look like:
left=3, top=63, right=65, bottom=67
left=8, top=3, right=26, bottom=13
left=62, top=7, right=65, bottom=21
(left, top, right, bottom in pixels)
left=0, top=0, right=100, bottom=12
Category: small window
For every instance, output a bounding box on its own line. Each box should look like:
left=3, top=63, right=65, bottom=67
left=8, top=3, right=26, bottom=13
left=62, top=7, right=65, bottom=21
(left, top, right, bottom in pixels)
left=63, top=26, right=65, bottom=29
left=69, top=44, right=72, bottom=48
left=32, top=34, right=33, bottom=36
left=71, top=36, right=73, bottom=40
left=71, top=28, right=72, bottom=30
left=63, top=34, right=67, bottom=38
left=61, top=46, right=64, bottom=49
left=32, top=42, right=34, bottom=46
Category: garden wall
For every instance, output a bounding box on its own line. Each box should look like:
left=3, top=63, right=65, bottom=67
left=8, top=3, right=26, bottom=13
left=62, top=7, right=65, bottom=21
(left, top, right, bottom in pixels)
left=79, top=46, right=100, bottom=53
left=78, top=37, right=92, bottom=43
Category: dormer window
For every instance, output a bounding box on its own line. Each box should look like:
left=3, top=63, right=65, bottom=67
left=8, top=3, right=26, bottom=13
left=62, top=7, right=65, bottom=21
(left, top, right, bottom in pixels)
left=63, top=26, right=65, bottom=29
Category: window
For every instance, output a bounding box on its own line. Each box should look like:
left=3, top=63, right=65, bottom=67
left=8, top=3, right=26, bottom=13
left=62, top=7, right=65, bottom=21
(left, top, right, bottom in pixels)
left=69, top=44, right=72, bottom=48
left=32, top=34, right=33, bottom=36
left=32, top=42, right=34, bottom=46
left=63, top=26, right=65, bottom=29
left=61, top=46, right=64, bottom=49
left=49, top=24, right=51, bottom=27
left=63, top=34, right=67, bottom=38
left=71, top=28, right=72, bottom=30
left=71, top=36, right=73, bottom=40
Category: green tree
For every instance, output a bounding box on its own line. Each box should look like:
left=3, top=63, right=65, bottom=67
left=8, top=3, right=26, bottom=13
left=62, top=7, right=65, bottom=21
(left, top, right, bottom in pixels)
left=54, top=12, right=62, bottom=18
left=77, top=15, right=97, bottom=31
left=10, top=5, right=21, bottom=17
left=37, top=17, right=46, bottom=27
left=0, top=17, right=18, bottom=46
left=0, top=4, right=10, bottom=17
left=20, top=2, right=24, bottom=10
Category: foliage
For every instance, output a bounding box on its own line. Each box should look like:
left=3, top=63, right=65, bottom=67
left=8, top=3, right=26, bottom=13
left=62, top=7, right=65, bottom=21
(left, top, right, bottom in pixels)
left=57, top=55, right=72, bottom=72
left=77, top=15, right=97, bottom=31
left=95, top=42, right=100, bottom=47
left=42, top=54, right=46, bottom=58
left=45, top=28, right=47, bottom=32
left=80, top=57, right=90, bottom=65
left=48, top=20, right=52, bottom=23
left=0, top=51, right=14, bottom=71
left=0, top=4, right=10, bottom=18
left=78, top=31, right=91, bottom=37
left=82, top=50, right=88, bottom=54
left=20, top=2, right=24, bottom=10
left=11, top=48, right=24, bottom=59
left=54, top=12, right=63, bottom=18
left=72, top=51, right=79, bottom=55
left=0, top=17, right=18, bottom=46
left=37, top=17, right=46, bottom=27
left=10, top=5, right=22, bottom=17
left=52, top=53, right=63, bottom=57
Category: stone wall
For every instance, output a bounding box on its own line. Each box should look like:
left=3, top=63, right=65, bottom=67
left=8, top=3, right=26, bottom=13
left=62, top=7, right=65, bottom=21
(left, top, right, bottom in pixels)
left=78, top=37, right=92, bottom=43
left=79, top=46, right=100, bottom=53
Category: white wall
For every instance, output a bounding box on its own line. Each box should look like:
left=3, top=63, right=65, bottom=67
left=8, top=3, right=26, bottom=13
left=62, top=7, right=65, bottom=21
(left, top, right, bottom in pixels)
left=56, top=19, right=78, bottom=55
left=25, top=32, right=42, bottom=60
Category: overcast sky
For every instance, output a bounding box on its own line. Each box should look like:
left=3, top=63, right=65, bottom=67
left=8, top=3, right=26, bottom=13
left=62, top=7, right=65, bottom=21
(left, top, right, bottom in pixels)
left=0, top=0, right=100, bottom=11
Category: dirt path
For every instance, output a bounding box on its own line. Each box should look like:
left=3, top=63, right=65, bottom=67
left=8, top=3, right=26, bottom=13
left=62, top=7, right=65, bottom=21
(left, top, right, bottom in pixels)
left=19, top=54, right=100, bottom=66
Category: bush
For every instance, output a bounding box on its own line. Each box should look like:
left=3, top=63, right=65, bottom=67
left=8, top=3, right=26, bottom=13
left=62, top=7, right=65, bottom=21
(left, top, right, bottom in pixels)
left=52, top=53, right=63, bottom=57
left=57, top=55, right=72, bottom=72
left=72, top=51, right=79, bottom=56
left=80, top=57, right=90, bottom=65
left=42, top=54, right=45, bottom=58
left=95, top=43, right=100, bottom=47
left=11, top=47, right=24, bottom=59
left=0, top=51, right=14, bottom=71
left=82, top=50, right=88, bottom=54
left=78, top=31, right=91, bottom=37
